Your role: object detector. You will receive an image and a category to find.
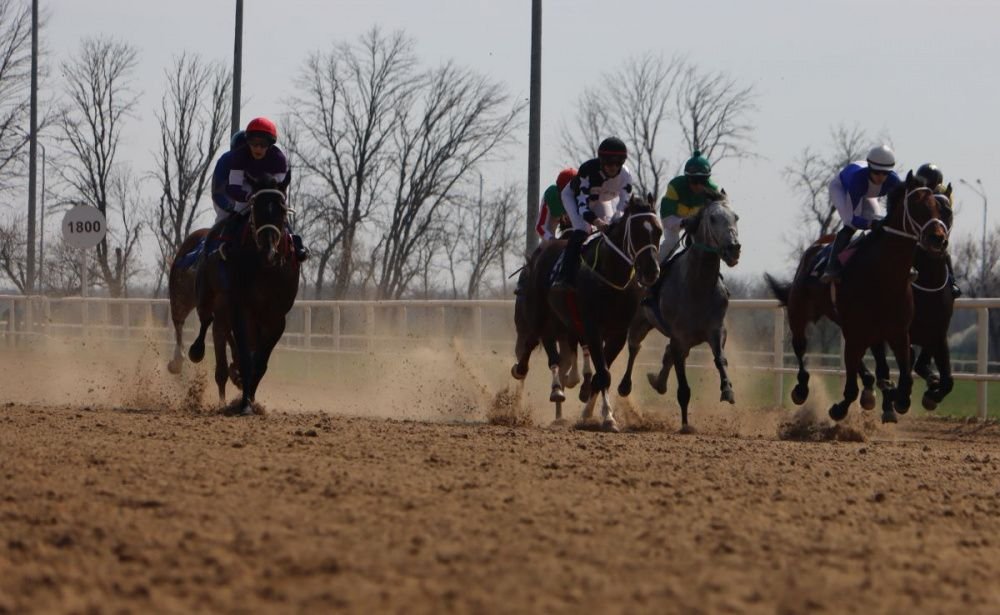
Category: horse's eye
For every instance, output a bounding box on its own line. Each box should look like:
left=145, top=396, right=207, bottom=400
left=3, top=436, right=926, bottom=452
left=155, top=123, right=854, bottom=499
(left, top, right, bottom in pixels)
left=734, top=214, right=740, bottom=222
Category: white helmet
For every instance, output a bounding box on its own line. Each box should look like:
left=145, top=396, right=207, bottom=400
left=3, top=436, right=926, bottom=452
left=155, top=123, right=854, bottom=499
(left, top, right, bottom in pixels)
left=866, top=145, right=896, bottom=171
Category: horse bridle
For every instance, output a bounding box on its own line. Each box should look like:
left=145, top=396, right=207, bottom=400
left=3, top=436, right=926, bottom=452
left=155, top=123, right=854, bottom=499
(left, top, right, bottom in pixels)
left=248, top=188, right=294, bottom=245
left=881, top=187, right=949, bottom=251
left=689, top=201, right=730, bottom=254
left=584, top=210, right=660, bottom=290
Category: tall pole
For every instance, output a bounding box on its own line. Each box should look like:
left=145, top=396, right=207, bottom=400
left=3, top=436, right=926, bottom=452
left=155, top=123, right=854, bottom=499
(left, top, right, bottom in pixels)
left=525, top=0, right=542, bottom=258
left=231, top=0, right=244, bottom=135
left=38, top=143, right=45, bottom=291
left=26, top=0, right=38, bottom=293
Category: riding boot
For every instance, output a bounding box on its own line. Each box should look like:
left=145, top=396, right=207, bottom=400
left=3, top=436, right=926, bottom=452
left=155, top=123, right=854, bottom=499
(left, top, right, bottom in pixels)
left=552, top=230, right=586, bottom=290
left=946, top=252, right=962, bottom=297
left=642, top=248, right=680, bottom=308
left=292, top=234, right=310, bottom=262
left=820, top=226, right=855, bottom=283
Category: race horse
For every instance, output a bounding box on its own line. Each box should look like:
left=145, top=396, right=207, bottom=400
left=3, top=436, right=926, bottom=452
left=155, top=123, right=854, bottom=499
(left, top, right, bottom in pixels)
left=617, top=194, right=742, bottom=433
left=765, top=172, right=949, bottom=423
left=870, top=186, right=955, bottom=410
left=167, top=228, right=211, bottom=375
left=511, top=195, right=662, bottom=431
left=188, top=174, right=299, bottom=415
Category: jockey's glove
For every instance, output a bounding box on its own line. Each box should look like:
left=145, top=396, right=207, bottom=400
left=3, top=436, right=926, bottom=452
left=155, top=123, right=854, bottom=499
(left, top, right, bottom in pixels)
left=582, top=210, right=597, bottom=224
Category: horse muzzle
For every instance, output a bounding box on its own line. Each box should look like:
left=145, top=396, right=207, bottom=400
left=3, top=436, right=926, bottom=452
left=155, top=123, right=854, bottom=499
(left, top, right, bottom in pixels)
left=722, top=243, right=741, bottom=267
left=921, top=231, right=948, bottom=257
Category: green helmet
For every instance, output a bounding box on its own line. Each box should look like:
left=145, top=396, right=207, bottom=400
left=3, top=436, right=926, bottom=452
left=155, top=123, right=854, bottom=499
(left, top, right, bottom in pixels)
left=684, top=150, right=712, bottom=177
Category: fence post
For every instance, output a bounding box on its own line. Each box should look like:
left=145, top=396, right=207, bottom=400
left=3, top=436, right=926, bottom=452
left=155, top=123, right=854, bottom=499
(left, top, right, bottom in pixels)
left=81, top=298, right=88, bottom=337
left=977, top=307, right=989, bottom=419
left=437, top=306, right=447, bottom=341
left=303, top=305, right=312, bottom=349
left=398, top=306, right=408, bottom=340
left=7, top=299, right=15, bottom=347
left=333, top=305, right=341, bottom=351
left=43, top=297, right=51, bottom=335
left=122, top=302, right=130, bottom=341
left=24, top=296, right=33, bottom=337
left=772, top=307, right=784, bottom=407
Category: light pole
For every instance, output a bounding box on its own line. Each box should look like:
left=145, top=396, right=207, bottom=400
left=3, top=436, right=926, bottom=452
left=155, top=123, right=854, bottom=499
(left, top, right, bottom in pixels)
left=38, top=141, right=45, bottom=291
left=960, top=178, right=988, bottom=294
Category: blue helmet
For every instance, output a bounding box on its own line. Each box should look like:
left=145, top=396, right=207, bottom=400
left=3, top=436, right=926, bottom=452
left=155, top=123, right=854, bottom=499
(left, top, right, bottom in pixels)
left=230, top=130, right=246, bottom=151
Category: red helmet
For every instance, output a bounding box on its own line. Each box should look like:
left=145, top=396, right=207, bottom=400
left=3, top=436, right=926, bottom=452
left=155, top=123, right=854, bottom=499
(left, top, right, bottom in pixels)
left=555, top=167, right=577, bottom=191
left=245, top=117, right=278, bottom=144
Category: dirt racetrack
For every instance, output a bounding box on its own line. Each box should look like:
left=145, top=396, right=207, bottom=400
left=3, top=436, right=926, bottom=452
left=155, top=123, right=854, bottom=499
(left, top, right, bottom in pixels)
left=2, top=338, right=1000, bottom=613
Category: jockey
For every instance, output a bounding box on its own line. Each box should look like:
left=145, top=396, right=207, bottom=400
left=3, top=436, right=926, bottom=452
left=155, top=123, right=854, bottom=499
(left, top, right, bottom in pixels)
left=224, top=116, right=308, bottom=262
left=551, top=137, right=633, bottom=290
left=211, top=130, right=247, bottom=223
left=535, top=167, right=577, bottom=241
left=916, top=162, right=961, bottom=297
left=820, top=145, right=902, bottom=283
left=514, top=168, right=578, bottom=297
left=659, top=150, right=722, bottom=262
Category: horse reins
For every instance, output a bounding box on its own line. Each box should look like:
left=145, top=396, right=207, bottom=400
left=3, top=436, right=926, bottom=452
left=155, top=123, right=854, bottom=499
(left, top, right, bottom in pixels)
left=881, top=187, right=949, bottom=251
left=248, top=188, right=295, bottom=245
left=583, top=211, right=660, bottom=291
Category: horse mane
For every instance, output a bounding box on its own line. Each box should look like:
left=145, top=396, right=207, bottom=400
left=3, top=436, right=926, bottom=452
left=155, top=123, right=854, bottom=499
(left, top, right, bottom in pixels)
left=683, top=191, right=730, bottom=247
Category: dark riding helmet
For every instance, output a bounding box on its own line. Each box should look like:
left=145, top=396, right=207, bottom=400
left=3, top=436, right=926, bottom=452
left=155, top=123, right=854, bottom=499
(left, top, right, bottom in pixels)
left=916, top=163, right=944, bottom=190
left=230, top=130, right=246, bottom=151
left=684, top=150, right=712, bottom=177
left=597, top=137, right=627, bottom=166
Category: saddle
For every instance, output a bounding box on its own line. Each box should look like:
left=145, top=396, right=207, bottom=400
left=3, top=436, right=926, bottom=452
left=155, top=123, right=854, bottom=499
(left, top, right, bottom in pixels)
left=808, top=235, right=863, bottom=279
left=548, top=232, right=602, bottom=286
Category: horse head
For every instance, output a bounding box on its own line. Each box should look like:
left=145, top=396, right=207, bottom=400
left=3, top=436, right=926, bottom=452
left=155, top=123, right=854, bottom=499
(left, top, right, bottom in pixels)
left=685, top=190, right=741, bottom=267
left=885, top=171, right=949, bottom=257
left=609, top=194, right=662, bottom=287
left=245, top=173, right=293, bottom=267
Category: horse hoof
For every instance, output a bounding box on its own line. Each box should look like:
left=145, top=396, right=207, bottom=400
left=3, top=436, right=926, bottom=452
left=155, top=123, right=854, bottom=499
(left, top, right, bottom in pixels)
left=860, top=389, right=876, bottom=410
left=167, top=358, right=183, bottom=375
left=679, top=424, right=696, bottom=435
left=791, top=385, right=808, bottom=406
left=828, top=403, right=848, bottom=422
left=229, top=363, right=243, bottom=390
left=617, top=379, right=632, bottom=398
left=562, top=372, right=580, bottom=389
left=646, top=372, right=667, bottom=395
left=881, top=410, right=898, bottom=424
left=239, top=404, right=254, bottom=417
left=510, top=364, right=527, bottom=380
left=922, top=392, right=938, bottom=411
left=550, top=387, right=566, bottom=403
left=188, top=340, right=205, bottom=363
left=893, top=398, right=911, bottom=414
left=602, top=418, right=620, bottom=433
left=720, top=389, right=735, bottom=404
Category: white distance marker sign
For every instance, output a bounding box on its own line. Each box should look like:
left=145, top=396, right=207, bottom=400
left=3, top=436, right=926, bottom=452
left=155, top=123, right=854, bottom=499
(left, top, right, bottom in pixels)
left=62, top=206, right=108, bottom=250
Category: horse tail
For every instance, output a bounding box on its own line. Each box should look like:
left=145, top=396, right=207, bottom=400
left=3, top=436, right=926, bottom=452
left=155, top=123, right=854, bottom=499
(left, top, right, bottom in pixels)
left=763, top=273, right=791, bottom=306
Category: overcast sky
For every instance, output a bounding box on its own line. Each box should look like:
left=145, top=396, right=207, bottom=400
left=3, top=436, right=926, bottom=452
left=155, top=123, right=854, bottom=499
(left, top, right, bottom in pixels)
left=38, top=0, right=1000, bottom=279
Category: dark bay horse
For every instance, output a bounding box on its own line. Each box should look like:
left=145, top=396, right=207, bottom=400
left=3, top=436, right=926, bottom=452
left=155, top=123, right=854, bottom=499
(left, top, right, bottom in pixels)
left=765, top=172, right=948, bottom=423
left=617, top=195, right=742, bottom=433
left=511, top=195, right=662, bottom=431
left=870, top=186, right=955, bottom=410
left=167, top=228, right=209, bottom=375
left=188, top=174, right=299, bottom=415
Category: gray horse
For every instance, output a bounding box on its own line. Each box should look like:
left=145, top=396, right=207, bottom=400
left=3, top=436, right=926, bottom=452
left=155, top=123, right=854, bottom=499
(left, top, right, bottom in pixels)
left=617, top=195, right=741, bottom=432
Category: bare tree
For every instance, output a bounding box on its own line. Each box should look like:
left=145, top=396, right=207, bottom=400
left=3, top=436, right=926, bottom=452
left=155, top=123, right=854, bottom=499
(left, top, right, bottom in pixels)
left=373, top=62, right=524, bottom=299
left=560, top=55, right=755, bottom=200
left=150, top=53, right=230, bottom=295
left=0, top=213, right=25, bottom=291
left=951, top=228, right=1000, bottom=361
left=675, top=63, right=757, bottom=166
left=783, top=124, right=873, bottom=254
left=288, top=28, right=418, bottom=299
left=454, top=182, right=521, bottom=299
left=56, top=37, right=141, bottom=297
left=0, top=0, right=37, bottom=188
left=560, top=54, right=684, bottom=199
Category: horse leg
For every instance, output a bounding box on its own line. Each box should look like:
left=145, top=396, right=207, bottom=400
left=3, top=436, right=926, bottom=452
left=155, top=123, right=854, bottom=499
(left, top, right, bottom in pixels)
left=561, top=340, right=580, bottom=388
left=648, top=341, right=675, bottom=396
left=871, top=341, right=895, bottom=392
left=541, top=335, right=565, bottom=404
left=212, top=319, right=229, bottom=403
left=672, top=345, right=694, bottom=434
left=829, top=338, right=864, bottom=422
left=858, top=349, right=878, bottom=410
left=511, top=298, right=538, bottom=380
left=582, top=325, right=616, bottom=433
left=188, top=315, right=213, bottom=363
left=618, top=314, right=653, bottom=397
left=925, top=341, right=953, bottom=409
left=246, top=321, right=285, bottom=402
left=709, top=326, right=735, bottom=405
left=789, top=325, right=809, bottom=405
left=914, top=346, right=937, bottom=388
left=886, top=332, right=913, bottom=417
left=167, top=315, right=187, bottom=374
left=230, top=306, right=255, bottom=416
left=578, top=346, right=593, bottom=402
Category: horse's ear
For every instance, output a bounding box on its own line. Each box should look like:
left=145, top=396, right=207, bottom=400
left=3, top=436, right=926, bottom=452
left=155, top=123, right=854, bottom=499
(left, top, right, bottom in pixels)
left=645, top=192, right=654, bottom=203
left=944, top=182, right=953, bottom=199
left=905, top=169, right=915, bottom=185
left=720, top=188, right=727, bottom=196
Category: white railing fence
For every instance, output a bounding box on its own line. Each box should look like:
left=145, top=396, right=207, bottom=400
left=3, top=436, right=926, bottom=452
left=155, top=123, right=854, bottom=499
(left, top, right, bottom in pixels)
left=1, top=294, right=997, bottom=419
